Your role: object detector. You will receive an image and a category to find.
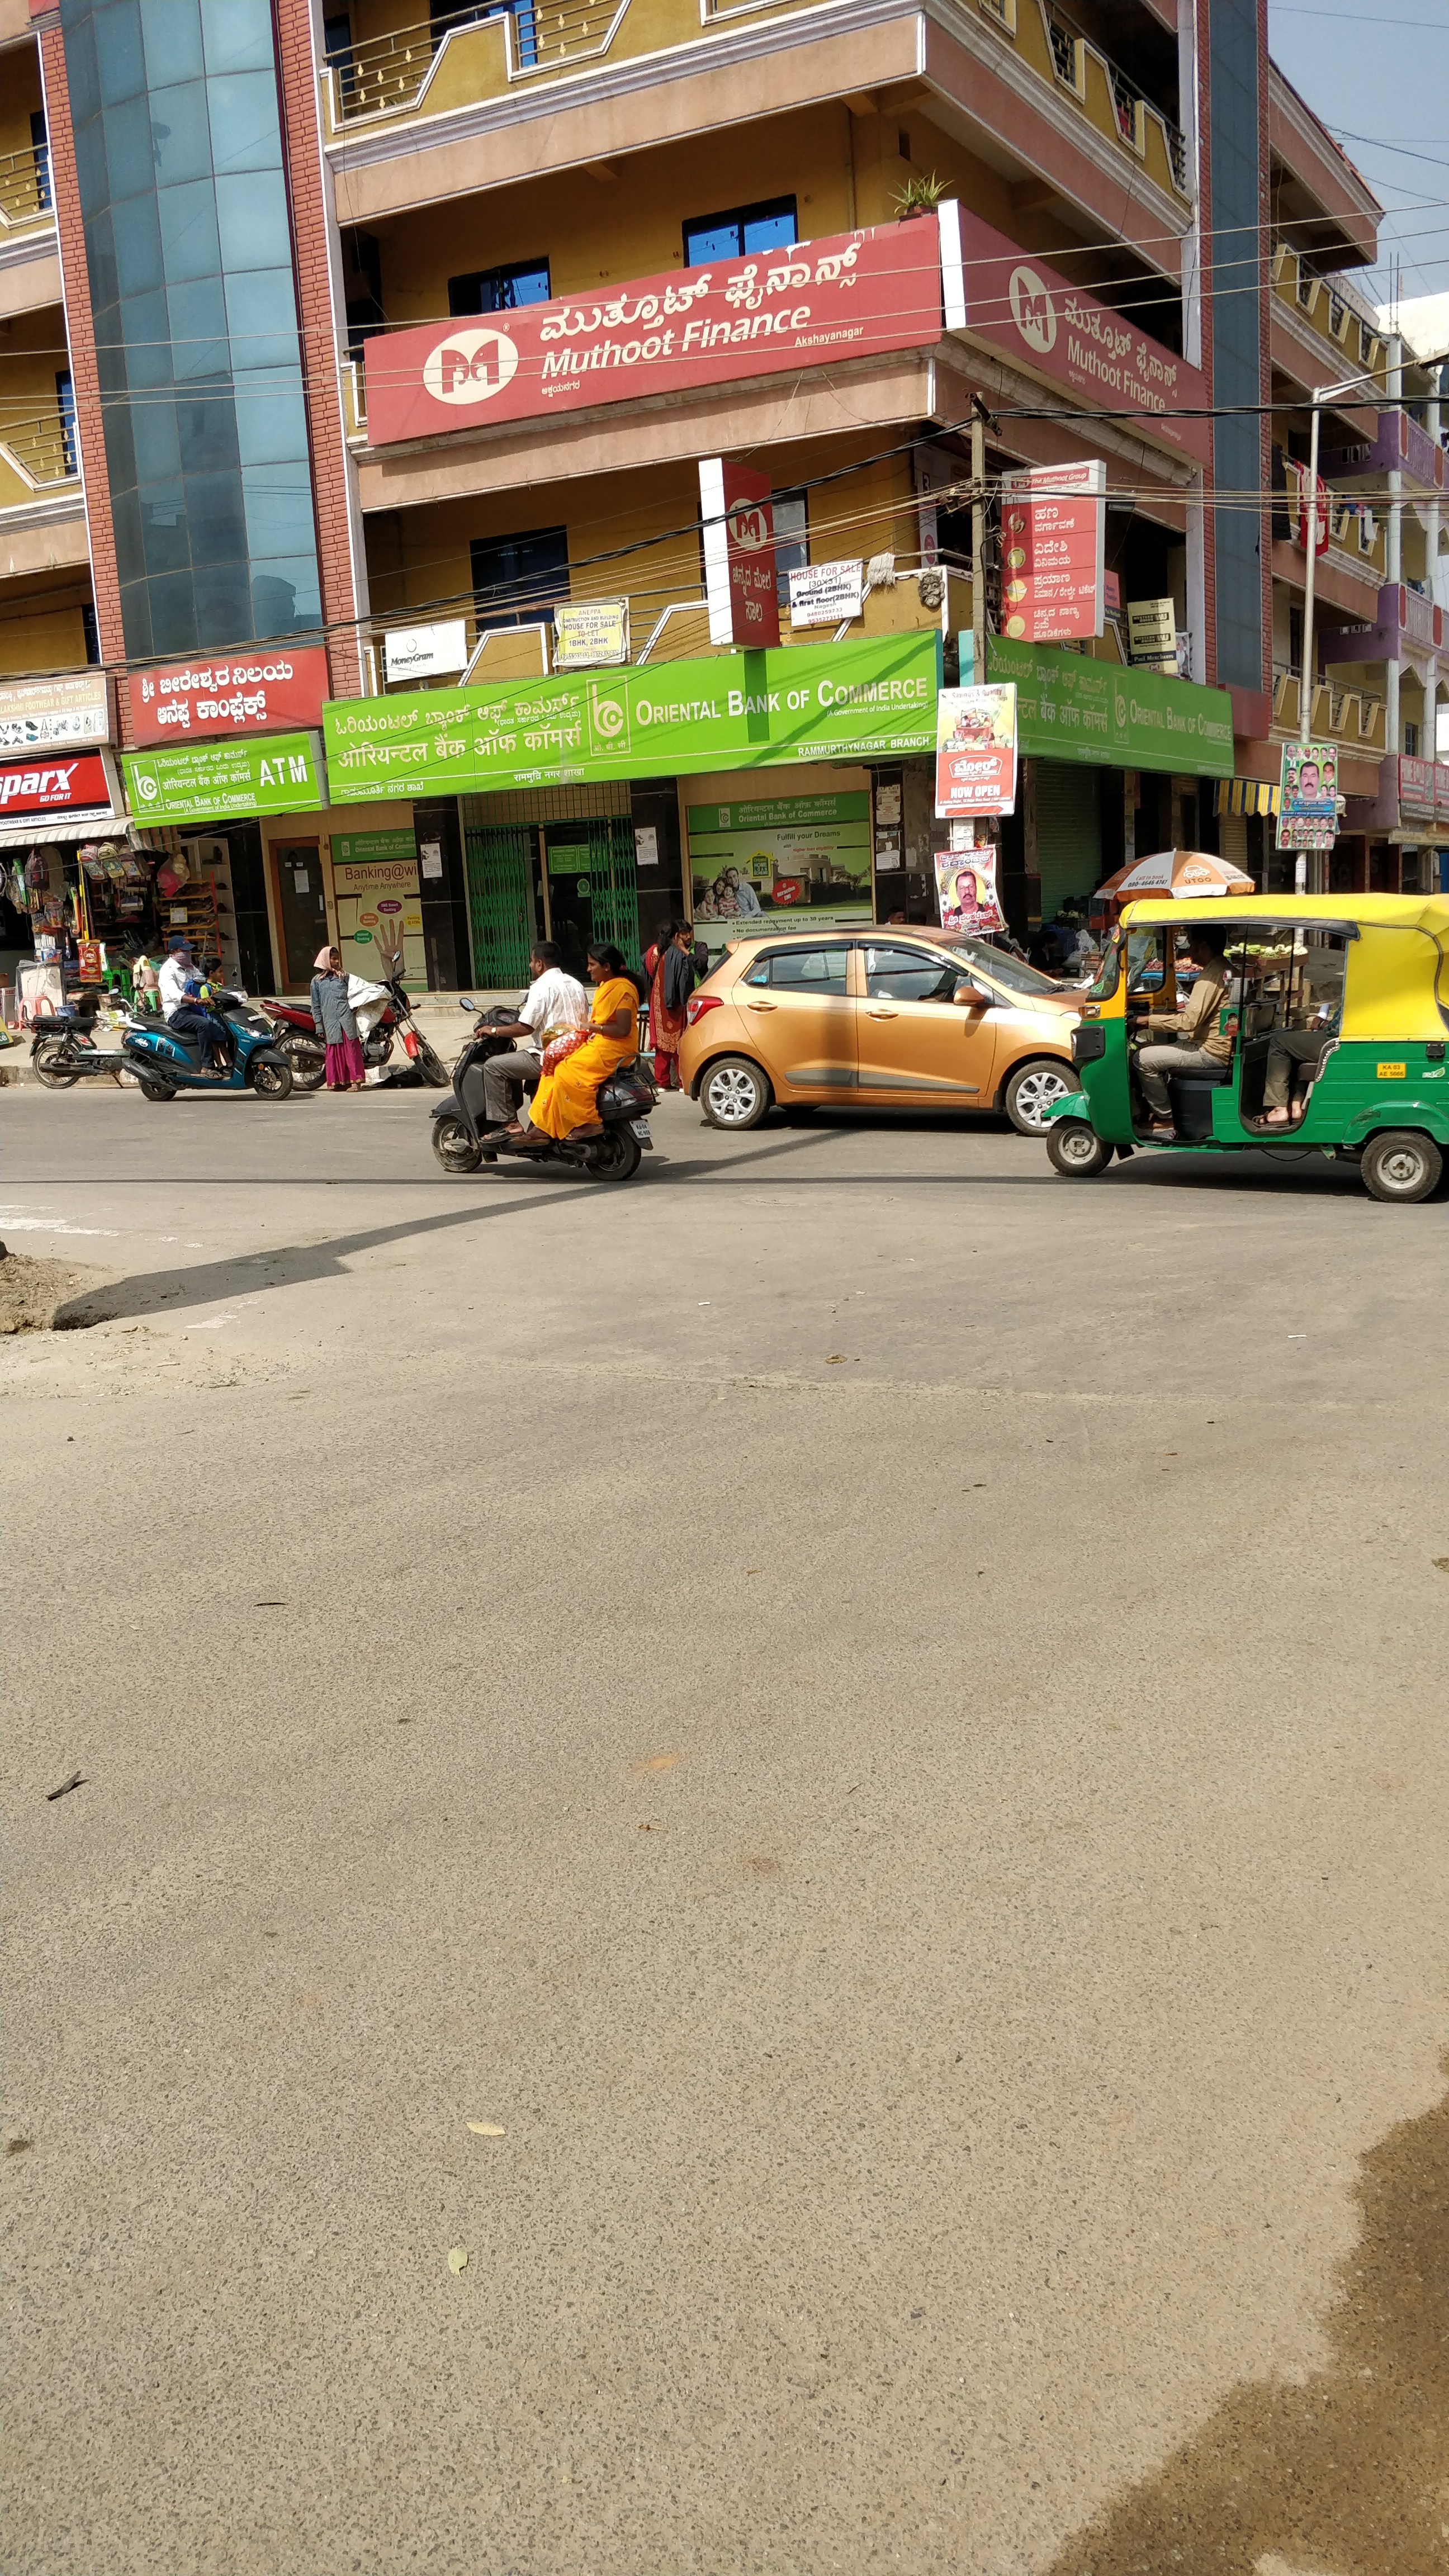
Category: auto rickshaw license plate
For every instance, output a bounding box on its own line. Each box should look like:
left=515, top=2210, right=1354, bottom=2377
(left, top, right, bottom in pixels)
left=1377, top=1061, right=1407, bottom=1079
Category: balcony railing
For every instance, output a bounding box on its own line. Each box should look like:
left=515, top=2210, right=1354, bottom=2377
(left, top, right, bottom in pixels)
left=1271, top=668, right=1386, bottom=753
left=330, top=0, right=628, bottom=120
left=1271, top=243, right=1388, bottom=387
left=1041, top=2, right=1189, bottom=195
left=0, top=142, right=55, bottom=236
left=0, top=412, right=79, bottom=491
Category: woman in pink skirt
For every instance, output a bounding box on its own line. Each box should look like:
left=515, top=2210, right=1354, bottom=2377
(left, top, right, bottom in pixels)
left=310, top=946, right=366, bottom=1091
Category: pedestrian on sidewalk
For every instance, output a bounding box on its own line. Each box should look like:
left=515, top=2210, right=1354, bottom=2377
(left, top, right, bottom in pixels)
left=646, top=919, right=695, bottom=1089
left=311, top=946, right=366, bottom=1092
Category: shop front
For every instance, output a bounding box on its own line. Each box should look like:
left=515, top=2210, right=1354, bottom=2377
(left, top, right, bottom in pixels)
left=0, top=670, right=139, bottom=1015
left=321, top=632, right=942, bottom=983
left=986, top=637, right=1236, bottom=937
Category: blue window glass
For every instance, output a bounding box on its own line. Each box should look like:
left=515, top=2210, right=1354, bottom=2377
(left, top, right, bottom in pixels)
left=129, top=400, right=182, bottom=484
left=447, top=259, right=551, bottom=316
left=94, top=1, right=145, bottom=108
left=97, top=92, right=156, bottom=203
left=224, top=267, right=301, bottom=373
left=234, top=380, right=308, bottom=466
left=157, top=178, right=221, bottom=282
left=198, top=0, right=276, bottom=76
left=683, top=197, right=796, bottom=267
left=240, top=465, right=318, bottom=561
left=248, top=556, right=322, bottom=635
left=206, top=72, right=285, bottom=176
left=167, top=276, right=230, bottom=381
left=110, top=192, right=164, bottom=296
left=139, top=0, right=202, bottom=81
left=214, top=173, right=292, bottom=272
left=149, top=82, right=214, bottom=186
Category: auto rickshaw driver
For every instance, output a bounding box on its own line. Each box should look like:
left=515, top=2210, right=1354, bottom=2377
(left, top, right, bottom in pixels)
left=1130, top=929, right=1234, bottom=1136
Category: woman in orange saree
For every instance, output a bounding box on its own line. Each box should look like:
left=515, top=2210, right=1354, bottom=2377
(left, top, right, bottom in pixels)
left=527, top=944, right=640, bottom=1142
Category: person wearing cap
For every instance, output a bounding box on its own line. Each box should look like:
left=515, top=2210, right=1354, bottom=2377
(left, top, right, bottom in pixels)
left=157, top=934, right=196, bottom=1019
left=158, top=934, right=230, bottom=1071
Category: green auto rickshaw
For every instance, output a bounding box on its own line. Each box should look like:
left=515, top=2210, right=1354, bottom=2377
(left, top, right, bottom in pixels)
left=1043, top=892, right=1449, bottom=1202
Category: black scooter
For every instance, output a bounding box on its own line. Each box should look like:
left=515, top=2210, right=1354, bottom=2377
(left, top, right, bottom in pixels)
left=431, top=1000, right=656, bottom=1184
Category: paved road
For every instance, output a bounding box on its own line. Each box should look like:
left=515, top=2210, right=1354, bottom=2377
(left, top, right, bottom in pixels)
left=3, top=1087, right=1445, bottom=2576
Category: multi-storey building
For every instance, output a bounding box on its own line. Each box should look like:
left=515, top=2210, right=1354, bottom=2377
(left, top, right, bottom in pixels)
left=1, top=0, right=1443, bottom=1000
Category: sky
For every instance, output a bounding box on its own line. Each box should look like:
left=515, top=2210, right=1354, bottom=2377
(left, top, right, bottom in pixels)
left=1266, top=0, right=1449, bottom=319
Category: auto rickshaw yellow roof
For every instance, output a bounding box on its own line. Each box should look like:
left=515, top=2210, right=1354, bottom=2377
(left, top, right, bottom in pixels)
left=1117, top=892, right=1449, bottom=936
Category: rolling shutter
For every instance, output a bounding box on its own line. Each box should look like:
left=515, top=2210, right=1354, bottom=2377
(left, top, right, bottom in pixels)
left=1034, top=762, right=1102, bottom=915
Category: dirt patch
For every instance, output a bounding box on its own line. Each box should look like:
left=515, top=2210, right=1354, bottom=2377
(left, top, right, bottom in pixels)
left=0, top=1244, right=114, bottom=1334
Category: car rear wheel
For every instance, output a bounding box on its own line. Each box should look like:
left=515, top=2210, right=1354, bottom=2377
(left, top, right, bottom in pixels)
left=1360, top=1129, right=1442, bottom=1203
left=1004, top=1057, right=1078, bottom=1135
left=700, top=1056, right=772, bottom=1130
left=1046, top=1120, right=1111, bottom=1178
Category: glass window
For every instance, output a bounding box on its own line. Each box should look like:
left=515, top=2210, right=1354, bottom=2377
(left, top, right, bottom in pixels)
left=448, top=260, right=551, bottom=316
left=167, top=276, right=230, bottom=380
left=742, top=946, right=849, bottom=991
left=129, top=400, right=182, bottom=484
left=184, top=468, right=249, bottom=560
left=944, top=936, right=1063, bottom=997
left=224, top=266, right=300, bottom=372
left=139, top=0, right=204, bottom=83
left=146, top=563, right=205, bottom=651
left=214, top=172, right=292, bottom=272
left=199, top=0, right=276, bottom=75
left=149, top=80, right=212, bottom=184
left=1125, top=927, right=1168, bottom=997
left=94, top=1, right=146, bottom=108
left=94, top=90, right=156, bottom=202
left=234, top=380, right=309, bottom=466
left=240, top=464, right=316, bottom=558
left=177, top=385, right=241, bottom=475
left=471, top=526, right=569, bottom=631
left=157, top=178, right=221, bottom=282
left=683, top=197, right=797, bottom=266
left=248, top=555, right=322, bottom=633
left=110, top=191, right=164, bottom=296
left=861, top=943, right=959, bottom=1003
left=207, top=72, right=283, bottom=175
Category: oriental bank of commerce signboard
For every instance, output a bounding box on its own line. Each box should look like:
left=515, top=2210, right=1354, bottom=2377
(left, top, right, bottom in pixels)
left=323, top=634, right=941, bottom=802
left=988, top=638, right=1233, bottom=775
left=362, top=219, right=946, bottom=444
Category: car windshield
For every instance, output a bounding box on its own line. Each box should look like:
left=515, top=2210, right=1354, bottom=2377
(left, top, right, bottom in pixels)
left=939, top=939, right=1063, bottom=997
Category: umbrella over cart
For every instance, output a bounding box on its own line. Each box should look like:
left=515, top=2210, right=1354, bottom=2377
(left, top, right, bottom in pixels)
left=1096, top=849, right=1254, bottom=902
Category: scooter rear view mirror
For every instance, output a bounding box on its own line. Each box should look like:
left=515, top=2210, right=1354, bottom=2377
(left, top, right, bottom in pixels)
left=459, top=997, right=476, bottom=1011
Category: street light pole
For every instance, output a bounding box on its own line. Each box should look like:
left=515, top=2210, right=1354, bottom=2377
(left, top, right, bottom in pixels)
left=970, top=395, right=988, bottom=686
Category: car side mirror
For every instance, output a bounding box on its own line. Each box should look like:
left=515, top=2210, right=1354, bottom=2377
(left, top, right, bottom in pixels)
left=954, top=980, right=991, bottom=1007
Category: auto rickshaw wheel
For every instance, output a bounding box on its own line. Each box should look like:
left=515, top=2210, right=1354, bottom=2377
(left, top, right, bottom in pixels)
left=1360, top=1129, right=1443, bottom=1204
left=1046, top=1121, right=1112, bottom=1178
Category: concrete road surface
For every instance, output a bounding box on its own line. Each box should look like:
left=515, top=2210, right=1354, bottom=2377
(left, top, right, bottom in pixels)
left=3, top=1087, right=1445, bottom=2576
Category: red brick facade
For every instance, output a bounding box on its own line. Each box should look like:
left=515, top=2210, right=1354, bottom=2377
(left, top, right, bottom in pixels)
left=36, top=21, right=128, bottom=719
left=274, top=0, right=365, bottom=703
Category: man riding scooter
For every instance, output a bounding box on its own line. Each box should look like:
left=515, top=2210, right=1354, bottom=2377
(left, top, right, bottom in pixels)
left=477, top=939, right=589, bottom=1137
left=157, top=935, right=231, bottom=1073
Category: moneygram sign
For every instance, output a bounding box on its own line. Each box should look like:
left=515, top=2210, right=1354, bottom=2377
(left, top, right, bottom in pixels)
left=322, top=633, right=941, bottom=802
left=939, top=205, right=1211, bottom=465
left=362, top=219, right=945, bottom=445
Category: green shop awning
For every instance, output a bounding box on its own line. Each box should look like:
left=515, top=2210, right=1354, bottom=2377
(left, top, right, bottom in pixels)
left=988, top=637, right=1235, bottom=779
left=322, top=632, right=941, bottom=805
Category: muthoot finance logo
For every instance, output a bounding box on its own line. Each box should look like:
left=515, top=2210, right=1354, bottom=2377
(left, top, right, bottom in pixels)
left=423, top=328, right=519, bottom=406
left=1009, top=265, right=1057, bottom=356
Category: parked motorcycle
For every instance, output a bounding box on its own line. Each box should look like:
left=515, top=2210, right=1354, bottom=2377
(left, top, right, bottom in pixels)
left=29, top=1006, right=132, bottom=1089
left=261, top=974, right=450, bottom=1091
left=121, top=990, right=295, bottom=1101
left=431, top=1000, right=656, bottom=1183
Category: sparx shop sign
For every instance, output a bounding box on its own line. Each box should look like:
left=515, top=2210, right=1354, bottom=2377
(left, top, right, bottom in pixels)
left=122, top=731, right=328, bottom=825
left=363, top=218, right=945, bottom=446
left=321, top=633, right=942, bottom=802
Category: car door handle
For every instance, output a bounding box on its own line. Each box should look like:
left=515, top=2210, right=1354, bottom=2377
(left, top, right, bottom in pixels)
left=745, top=999, right=777, bottom=1012
left=865, top=1006, right=898, bottom=1019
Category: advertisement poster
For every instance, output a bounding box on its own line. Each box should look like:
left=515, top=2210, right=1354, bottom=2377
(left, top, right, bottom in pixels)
left=935, top=845, right=1006, bottom=934
left=332, top=836, right=424, bottom=985
left=1126, top=596, right=1176, bottom=672
left=0, top=671, right=111, bottom=751
left=686, top=791, right=870, bottom=925
left=553, top=600, right=630, bottom=669
left=382, top=622, right=468, bottom=685
left=1276, top=740, right=1339, bottom=851
left=323, top=632, right=941, bottom=803
left=700, top=461, right=779, bottom=648
left=935, top=684, right=1018, bottom=818
left=788, top=560, right=865, bottom=629
left=1000, top=460, right=1104, bottom=643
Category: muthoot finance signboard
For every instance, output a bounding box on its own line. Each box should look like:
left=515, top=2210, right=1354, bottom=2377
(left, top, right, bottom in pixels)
left=362, top=219, right=945, bottom=446
left=323, top=633, right=941, bottom=802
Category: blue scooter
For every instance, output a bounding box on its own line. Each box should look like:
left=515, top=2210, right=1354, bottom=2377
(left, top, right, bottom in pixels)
left=121, top=988, right=295, bottom=1102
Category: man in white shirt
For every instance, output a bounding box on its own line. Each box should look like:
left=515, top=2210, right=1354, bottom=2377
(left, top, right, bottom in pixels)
left=480, top=940, right=589, bottom=1129
left=157, top=935, right=195, bottom=1017
left=157, top=935, right=230, bottom=1069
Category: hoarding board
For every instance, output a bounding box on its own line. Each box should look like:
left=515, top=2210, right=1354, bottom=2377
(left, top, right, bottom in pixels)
left=122, top=731, right=327, bottom=825
left=127, top=648, right=330, bottom=745
left=987, top=637, right=1234, bottom=775
left=322, top=632, right=942, bottom=803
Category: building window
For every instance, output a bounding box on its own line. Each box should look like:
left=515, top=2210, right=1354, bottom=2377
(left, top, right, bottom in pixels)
left=81, top=603, right=100, bottom=666
left=1404, top=720, right=1420, bottom=756
left=448, top=261, right=551, bottom=317
left=771, top=494, right=807, bottom=608
left=30, top=110, right=51, bottom=214
left=683, top=198, right=797, bottom=267
left=323, top=12, right=353, bottom=68
left=471, top=526, right=570, bottom=631
left=1288, top=605, right=1303, bottom=678
left=55, top=371, right=77, bottom=477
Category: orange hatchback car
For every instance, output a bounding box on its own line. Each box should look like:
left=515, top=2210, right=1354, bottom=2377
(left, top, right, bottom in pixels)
left=678, top=928, right=1081, bottom=1133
